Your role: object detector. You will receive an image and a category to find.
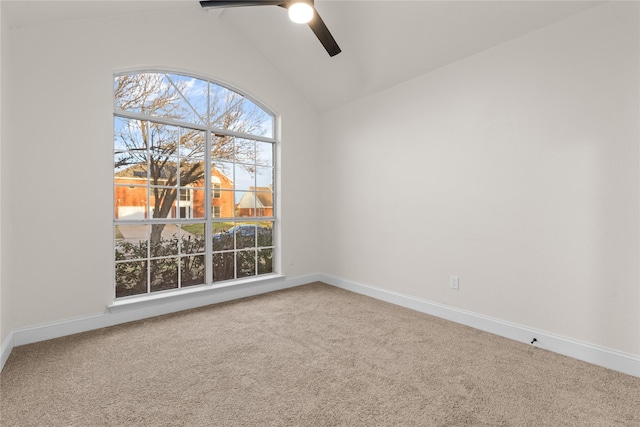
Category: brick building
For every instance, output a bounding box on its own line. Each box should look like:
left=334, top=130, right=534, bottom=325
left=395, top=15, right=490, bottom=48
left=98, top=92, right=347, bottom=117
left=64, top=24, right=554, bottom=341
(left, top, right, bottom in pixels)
left=114, top=167, right=235, bottom=220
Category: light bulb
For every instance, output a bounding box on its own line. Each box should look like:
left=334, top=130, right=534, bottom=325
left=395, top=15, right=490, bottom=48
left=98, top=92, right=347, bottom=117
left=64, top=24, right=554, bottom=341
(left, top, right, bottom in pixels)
left=288, top=2, right=314, bottom=24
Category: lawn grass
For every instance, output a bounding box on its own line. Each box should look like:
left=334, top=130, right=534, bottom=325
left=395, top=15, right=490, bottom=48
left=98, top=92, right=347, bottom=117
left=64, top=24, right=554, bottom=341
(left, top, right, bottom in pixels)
left=181, top=222, right=235, bottom=235
left=181, top=223, right=207, bottom=235
left=212, top=222, right=234, bottom=233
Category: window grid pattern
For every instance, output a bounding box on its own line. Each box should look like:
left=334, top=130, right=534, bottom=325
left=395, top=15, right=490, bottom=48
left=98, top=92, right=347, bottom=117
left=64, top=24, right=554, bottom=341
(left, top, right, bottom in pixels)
left=114, top=72, right=276, bottom=298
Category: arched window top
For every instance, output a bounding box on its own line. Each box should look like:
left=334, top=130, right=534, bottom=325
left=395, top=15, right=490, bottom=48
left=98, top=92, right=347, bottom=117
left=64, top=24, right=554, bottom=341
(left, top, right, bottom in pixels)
left=114, top=72, right=274, bottom=139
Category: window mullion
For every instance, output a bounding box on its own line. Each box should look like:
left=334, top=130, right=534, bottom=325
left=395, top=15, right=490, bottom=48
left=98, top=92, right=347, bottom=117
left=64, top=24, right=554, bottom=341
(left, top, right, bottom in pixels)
left=114, top=110, right=276, bottom=144
left=205, top=129, right=213, bottom=285
left=177, top=126, right=181, bottom=213
left=176, top=127, right=182, bottom=288
left=146, top=121, right=152, bottom=294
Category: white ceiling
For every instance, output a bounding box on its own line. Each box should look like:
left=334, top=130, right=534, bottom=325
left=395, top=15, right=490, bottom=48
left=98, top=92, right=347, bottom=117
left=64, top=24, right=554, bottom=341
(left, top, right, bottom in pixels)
left=4, top=0, right=604, bottom=112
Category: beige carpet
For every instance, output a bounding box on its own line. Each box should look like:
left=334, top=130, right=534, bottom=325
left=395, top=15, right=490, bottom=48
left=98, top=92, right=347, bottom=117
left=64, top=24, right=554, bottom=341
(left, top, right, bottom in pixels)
left=1, top=282, right=638, bottom=426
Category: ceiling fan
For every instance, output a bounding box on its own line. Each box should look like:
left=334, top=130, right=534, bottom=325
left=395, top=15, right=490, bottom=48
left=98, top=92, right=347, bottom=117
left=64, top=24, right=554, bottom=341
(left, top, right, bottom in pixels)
left=199, top=1, right=341, bottom=57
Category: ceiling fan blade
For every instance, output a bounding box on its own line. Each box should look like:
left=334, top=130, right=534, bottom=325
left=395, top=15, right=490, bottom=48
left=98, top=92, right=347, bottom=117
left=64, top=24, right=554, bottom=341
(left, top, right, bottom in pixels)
left=308, top=10, right=341, bottom=57
left=200, top=1, right=285, bottom=9
left=200, top=0, right=341, bottom=57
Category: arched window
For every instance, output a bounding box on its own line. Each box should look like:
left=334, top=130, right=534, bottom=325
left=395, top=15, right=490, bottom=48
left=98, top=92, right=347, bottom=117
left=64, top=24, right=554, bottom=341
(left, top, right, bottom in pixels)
left=113, top=72, right=276, bottom=298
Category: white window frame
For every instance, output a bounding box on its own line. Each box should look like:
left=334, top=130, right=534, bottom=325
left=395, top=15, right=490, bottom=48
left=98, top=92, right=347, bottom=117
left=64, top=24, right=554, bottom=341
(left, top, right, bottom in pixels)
left=113, top=71, right=277, bottom=299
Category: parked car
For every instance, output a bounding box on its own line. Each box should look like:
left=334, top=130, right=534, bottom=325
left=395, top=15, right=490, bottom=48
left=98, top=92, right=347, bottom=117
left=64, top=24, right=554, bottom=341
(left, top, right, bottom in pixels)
left=213, top=225, right=272, bottom=250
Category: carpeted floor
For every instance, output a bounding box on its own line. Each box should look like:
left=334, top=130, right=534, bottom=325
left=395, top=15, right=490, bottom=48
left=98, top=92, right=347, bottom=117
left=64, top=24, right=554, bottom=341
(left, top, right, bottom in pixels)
left=1, top=282, right=639, bottom=426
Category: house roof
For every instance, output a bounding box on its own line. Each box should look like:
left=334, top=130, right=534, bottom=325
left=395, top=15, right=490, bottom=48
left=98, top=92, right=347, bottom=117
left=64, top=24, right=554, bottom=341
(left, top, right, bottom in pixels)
left=237, top=188, right=273, bottom=209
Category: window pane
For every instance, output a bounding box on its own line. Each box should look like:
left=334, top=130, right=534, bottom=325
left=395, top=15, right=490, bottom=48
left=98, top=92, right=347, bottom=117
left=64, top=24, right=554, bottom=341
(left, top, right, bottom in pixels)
left=212, top=183, right=221, bottom=198
left=166, top=74, right=209, bottom=125
left=148, top=163, right=178, bottom=189
left=114, top=187, right=148, bottom=220
left=211, top=135, right=234, bottom=162
left=234, top=222, right=256, bottom=250
left=242, top=101, right=273, bottom=138
left=213, top=190, right=234, bottom=219
left=115, top=225, right=148, bottom=260
left=148, top=123, right=179, bottom=156
left=149, top=224, right=179, bottom=258
left=150, top=187, right=177, bottom=219
left=179, top=129, right=205, bottom=159
left=236, top=250, right=256, bottom=278
left=253, top=107, right=274, bottom=139
left=121, top=119, right=147, bottom=151
left=114, top=117, right=142, bottom=152
left=150, top=258, right=179, bottom=292
left=115, top=151, right=148, bottom=181
left=211, top=88, right=272, bottom=137
left=212, top=225, right=234, bottom=251
left=235, top=165, right=255, bottom=191
left=177, top=187, right=199, bottom=219
left=183, top=189, right=205, bottom=219
left=256, top=167, right=273, bottom=189
left=210, top=85, right=240, bottom=128
left=234, top=138, right=256, bottom=165
left=115, top=261, right=147, bottom=298
left=115, top=73, right=165, bottom=114
left=256, top=141, right=273, bottom=167
left=255, top=192, right=273, bottom=217
left=180, top=223, right=205, bottom=254
left=179, top=157, right=205, bottom=187
left=258, top=248, right=273, bottom=275
left=212, top=160, right=233, bottom=178
left=181, top=256, right=205, bottom=287
left=257, top=222, right=274, bottom=247
left=210, top=90, right=273, bottom=138
left=236, top=191, right=255, bottom=218
left=151, top=74, right=199, bottom=124
left=179, top=188, right=191, bottom=202
left=114, top=151, right=137, bottom=177
left=212, top=252, right=234, bottom=282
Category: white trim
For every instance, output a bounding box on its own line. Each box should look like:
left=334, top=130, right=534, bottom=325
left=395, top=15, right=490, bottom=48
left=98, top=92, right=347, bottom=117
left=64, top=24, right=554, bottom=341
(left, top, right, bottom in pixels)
left=319, top=273, right=640, bottom=378
left=11, top=274, right=320, bottom=349
left=1, top=331, right=13, bottom=372
left=108, top=273, right=295, bottom=310
left=3, top=272, right=638, bottom=379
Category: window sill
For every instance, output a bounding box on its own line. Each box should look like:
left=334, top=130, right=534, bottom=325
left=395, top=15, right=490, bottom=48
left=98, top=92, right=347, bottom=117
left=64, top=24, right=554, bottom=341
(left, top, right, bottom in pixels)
left=108, top=274, right=285, bottom=313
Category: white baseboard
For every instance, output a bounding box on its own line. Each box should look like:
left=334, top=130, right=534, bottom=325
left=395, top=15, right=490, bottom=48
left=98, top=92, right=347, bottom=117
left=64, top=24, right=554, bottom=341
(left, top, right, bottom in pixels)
left=3, top=272, right=638, bottom=378
left=319, top=273, right=640, bottom=378
left=1, top=331, right=14, bottom=372
left=10, top=274, right=320, bottom=349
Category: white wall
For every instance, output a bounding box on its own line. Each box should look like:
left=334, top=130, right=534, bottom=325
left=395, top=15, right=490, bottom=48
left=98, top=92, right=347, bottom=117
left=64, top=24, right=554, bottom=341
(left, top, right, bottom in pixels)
left=3, top=0, right=638, bottom=372
left=320, top=2, right=639, bottom=356
left=2, top=3, right=321, bottom=330
left=0, top=2, right=9, bottom=353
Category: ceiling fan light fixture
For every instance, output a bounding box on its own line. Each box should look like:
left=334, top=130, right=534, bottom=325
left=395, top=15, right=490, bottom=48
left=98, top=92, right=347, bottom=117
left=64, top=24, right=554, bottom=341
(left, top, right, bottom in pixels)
left=288, top=2, right=314, bottom=24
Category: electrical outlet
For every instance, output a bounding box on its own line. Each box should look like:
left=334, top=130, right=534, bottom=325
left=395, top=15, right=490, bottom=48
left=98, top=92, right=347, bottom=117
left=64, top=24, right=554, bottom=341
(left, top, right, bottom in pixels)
left=450, top=276, right=459, bottom=290
left=288, top=256, right=294, bottom=266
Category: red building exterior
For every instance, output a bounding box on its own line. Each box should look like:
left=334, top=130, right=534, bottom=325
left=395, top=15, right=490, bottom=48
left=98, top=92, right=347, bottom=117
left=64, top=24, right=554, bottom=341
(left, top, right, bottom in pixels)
left=114, top=168, right=235, bottom=220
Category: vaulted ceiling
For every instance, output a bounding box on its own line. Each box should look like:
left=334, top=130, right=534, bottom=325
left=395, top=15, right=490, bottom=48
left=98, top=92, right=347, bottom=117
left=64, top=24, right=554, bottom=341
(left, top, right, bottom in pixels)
left=4, top=0, right=603, bottom=112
